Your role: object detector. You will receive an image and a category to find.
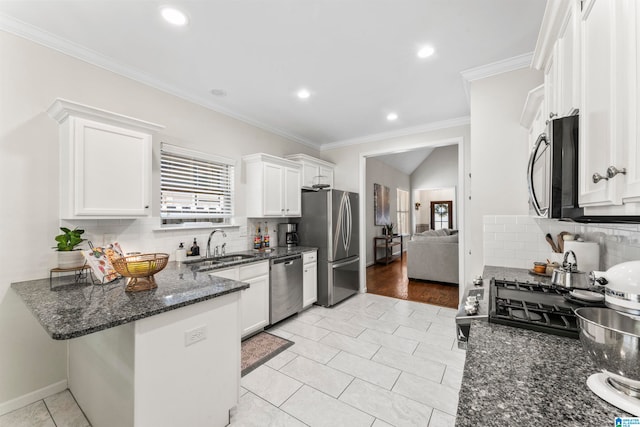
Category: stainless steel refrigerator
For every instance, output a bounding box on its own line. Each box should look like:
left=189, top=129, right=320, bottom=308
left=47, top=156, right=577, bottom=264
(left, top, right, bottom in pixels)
left=298, top=189, right=359, bottom=307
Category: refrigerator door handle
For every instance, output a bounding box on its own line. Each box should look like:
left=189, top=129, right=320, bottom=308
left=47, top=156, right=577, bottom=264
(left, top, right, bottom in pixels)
left=331, top=256, right=359, bottom=269
left=346, top=194, right=352, bottom=251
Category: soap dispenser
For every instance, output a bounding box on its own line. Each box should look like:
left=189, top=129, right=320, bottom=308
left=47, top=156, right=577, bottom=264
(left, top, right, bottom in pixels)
left=176, top=242, right=187, bottom=262
left=190, top=238, right=200, bottom=256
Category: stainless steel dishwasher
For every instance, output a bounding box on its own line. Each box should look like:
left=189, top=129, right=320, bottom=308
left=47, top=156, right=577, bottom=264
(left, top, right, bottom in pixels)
left=270, top=254, right=303, bottom=324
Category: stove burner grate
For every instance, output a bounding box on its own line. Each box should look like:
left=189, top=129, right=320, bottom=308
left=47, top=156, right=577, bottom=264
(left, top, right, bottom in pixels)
left=489, top=278, right=579, bottom=339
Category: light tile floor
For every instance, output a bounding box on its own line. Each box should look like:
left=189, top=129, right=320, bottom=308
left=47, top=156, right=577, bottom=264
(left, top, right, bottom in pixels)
left=0, top=293, right=463, bottom=427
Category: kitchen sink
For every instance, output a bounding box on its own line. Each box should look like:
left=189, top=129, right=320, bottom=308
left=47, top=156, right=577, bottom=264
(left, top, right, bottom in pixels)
left=213, top=254, right=257, bottom=262
left=184, top=253, right=258, bottom=271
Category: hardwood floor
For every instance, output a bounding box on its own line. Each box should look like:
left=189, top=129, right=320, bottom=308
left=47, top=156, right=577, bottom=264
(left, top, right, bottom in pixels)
left=366, top=253, right=460, bottom=309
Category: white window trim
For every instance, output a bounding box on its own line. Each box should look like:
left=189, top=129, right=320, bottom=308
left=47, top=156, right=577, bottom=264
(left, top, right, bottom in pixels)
left=160, top=142, right=236, bottom=221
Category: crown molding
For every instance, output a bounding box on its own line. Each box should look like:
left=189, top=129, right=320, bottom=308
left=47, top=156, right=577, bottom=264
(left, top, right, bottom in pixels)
left=460, top=52, right=534, bottom=103
left=47, top=98, right=165, bottom=132
left=320, top=116, right=470, bottom=151
left=531, top=0, right=573, bottom=71
left=0, top=13, right=321, bottom=150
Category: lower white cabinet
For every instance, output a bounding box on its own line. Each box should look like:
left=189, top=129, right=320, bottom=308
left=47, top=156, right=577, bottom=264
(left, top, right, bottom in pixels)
left=302, top=251, right=318, bottom=308
left=210, top=261, right=270, bottom=338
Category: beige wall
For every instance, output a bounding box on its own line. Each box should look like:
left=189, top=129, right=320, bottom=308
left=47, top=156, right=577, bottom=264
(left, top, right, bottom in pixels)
left=365, top=158, right=410, bottom=265
left=469, top=67, right=544, bottom=278
left=0, top=30, right=319, bottom=409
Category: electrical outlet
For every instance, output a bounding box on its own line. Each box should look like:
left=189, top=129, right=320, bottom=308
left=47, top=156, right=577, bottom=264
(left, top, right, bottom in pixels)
left=184, top=325, right=207, bottom=347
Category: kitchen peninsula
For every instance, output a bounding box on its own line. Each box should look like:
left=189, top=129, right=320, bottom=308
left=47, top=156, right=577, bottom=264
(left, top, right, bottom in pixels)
left=11, top=260, right=250, bottom=427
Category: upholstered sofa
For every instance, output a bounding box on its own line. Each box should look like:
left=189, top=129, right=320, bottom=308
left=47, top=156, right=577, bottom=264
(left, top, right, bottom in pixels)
left=406, top=229, right=459, bottom=285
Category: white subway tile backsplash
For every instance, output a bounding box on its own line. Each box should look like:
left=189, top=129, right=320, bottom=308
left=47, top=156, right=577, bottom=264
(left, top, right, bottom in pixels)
left=494, top=232, right=517, bottom=241
left=504, top=224, right=527, bottom=233
left=483, top=224, right=505, bottom=233
left=494, top=216, right=517, bottom=224
left=483, top=215, right=640, bottom=270
left=483, top=216, right=496, bottom=224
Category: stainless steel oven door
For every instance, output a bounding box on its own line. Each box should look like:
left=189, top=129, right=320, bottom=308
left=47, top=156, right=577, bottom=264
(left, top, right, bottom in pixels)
left=527, top=131, right=551, bottom=217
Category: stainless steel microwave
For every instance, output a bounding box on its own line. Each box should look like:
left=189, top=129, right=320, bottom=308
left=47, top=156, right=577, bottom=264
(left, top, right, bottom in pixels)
left=527, top=113, right=640, bottom=223
left=527, top=114, right=578, bottom=219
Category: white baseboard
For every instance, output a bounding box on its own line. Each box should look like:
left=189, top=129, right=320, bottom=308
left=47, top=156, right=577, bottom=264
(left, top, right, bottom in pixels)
left=0, top=380, right=68, bottom=416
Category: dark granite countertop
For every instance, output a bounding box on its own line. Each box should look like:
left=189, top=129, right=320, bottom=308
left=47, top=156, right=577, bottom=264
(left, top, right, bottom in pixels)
left=456, top=265, right=629, bottom=425
left=456, top=321, right=628, bottom=426
left=11, top=248, right=316, bottom=340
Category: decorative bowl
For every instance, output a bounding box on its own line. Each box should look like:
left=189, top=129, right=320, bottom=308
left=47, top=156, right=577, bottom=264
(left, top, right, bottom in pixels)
left=111, top=253, right=169, bottom=292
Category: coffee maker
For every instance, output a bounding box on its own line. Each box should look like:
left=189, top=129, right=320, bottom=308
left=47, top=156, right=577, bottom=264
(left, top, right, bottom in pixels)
left=278, top=223, right=299, bottom=248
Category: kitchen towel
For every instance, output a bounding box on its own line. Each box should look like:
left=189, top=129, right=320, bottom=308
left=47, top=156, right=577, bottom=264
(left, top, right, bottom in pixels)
left=563, top=241, right=600, bottom=273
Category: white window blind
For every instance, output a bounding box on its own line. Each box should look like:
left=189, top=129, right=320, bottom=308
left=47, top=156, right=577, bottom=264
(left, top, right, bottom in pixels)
left=160, top=143, right=235, bottom=219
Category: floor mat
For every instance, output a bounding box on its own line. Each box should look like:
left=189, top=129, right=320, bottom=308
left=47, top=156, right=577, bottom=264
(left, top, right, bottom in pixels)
left=241, top=332, right=294, bottom=377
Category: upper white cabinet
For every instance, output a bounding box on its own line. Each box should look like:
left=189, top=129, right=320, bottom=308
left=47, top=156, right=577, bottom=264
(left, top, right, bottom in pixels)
left=578, top=0, right=640, bottom=212
left=47, top=99, right=164, bottom=219
left=285, top=154, right=335, bottom=189
left=532, top=0, right=640, bottom=215
left=533, top=0, right=580, bottom=120
left=243, top=153, right=302, bottom=217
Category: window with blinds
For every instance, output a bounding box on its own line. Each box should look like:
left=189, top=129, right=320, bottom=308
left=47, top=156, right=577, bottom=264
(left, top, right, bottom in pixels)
left=160, top=143, right=235, bottom=221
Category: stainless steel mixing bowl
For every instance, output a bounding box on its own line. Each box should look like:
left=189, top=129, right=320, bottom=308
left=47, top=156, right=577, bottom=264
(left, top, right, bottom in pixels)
left=575, top=307, right=640, bottom=393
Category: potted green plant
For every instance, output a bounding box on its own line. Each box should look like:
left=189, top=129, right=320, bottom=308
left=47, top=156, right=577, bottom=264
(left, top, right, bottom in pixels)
left=54, top=227, right=86, bottom=269
left=385, top=223, right=395, bottom=236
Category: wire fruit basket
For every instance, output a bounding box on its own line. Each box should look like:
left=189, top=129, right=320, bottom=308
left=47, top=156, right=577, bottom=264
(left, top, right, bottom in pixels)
left=111, top=253, right=169, bottom=292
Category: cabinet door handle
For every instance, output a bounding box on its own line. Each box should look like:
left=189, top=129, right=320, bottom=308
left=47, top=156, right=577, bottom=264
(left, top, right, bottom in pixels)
left=607, top=166, right=626, bottom=179
left=592, top=172, right=608, bottom=184
left=144, top=205, right=149, bottom=209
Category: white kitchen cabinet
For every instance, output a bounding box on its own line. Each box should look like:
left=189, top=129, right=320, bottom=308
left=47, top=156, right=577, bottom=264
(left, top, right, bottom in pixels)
left=47, top=99, right=164, bottom=219
left=285, top=154, right=335, bottom=189
left=238, top=261, right=270, bottom=337
left=244, top=153, right=302, bottom=217
left=210, top=261, right=270, bottom=338
left=302, top=250, right=317, bottom=308
left=577, top=0, right=640, bottom=213
left=532, top=0, right=640, bottom=215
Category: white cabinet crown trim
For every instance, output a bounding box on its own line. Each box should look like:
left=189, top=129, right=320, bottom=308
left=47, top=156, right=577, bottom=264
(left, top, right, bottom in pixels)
left=285, top=153, right=335, bottom=168
left=47, top=98, right=164, bottom=133
left=243, top=153, right=301, bottom=169
left=532, top=0, right=574, bottom=70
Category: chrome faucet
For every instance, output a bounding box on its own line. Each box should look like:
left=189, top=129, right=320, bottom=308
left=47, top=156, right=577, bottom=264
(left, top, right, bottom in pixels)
left=206, top=229, right=227, bottom=258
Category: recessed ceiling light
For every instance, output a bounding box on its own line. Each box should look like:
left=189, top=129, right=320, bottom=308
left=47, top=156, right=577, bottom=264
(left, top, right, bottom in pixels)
left=160, top=6, right=189, bottom=26
left=417, top=45, right=435, bottom=59
left=387, top=112, right=398, bottom=121
left=210, top=89, right=227, bottom=97
left=296, top=89, right=311, bottom=99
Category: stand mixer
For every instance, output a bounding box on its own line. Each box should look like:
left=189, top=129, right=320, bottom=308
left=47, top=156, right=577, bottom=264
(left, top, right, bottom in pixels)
left=575, top=261, right=640, bottom=416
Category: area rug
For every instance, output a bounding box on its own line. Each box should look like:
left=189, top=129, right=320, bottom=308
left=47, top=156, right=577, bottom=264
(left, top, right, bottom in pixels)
left=241, top=332, right=294, bottom=377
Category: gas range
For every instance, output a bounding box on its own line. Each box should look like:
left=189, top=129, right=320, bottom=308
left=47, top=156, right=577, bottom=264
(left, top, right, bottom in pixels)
left=455, top=269, right=606, bottom=348
left=489, top=278, right=580, bottom=339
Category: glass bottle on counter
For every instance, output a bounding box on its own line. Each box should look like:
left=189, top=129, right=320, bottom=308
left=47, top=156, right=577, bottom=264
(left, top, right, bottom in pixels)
left=254, top=224, right=261, bottom=250
left=263, top=222, right=270, bottom=248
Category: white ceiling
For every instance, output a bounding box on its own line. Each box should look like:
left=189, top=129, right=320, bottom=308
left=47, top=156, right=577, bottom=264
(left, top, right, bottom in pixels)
left=0, top=0, right=545, bottom=149
left=375, top=148, right=435, bottom=176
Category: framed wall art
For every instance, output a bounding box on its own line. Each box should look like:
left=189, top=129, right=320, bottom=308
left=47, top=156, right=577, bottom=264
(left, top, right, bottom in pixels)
left=374, top=183, right=390, bottom=226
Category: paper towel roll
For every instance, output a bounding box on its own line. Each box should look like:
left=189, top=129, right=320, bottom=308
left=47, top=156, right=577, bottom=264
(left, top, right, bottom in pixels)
left=563, top=241, right=600, bottom=273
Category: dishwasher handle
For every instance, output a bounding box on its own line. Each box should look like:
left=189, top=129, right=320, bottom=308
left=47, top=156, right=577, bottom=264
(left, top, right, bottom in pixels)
left=271, top=254, right=302, bottom=265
